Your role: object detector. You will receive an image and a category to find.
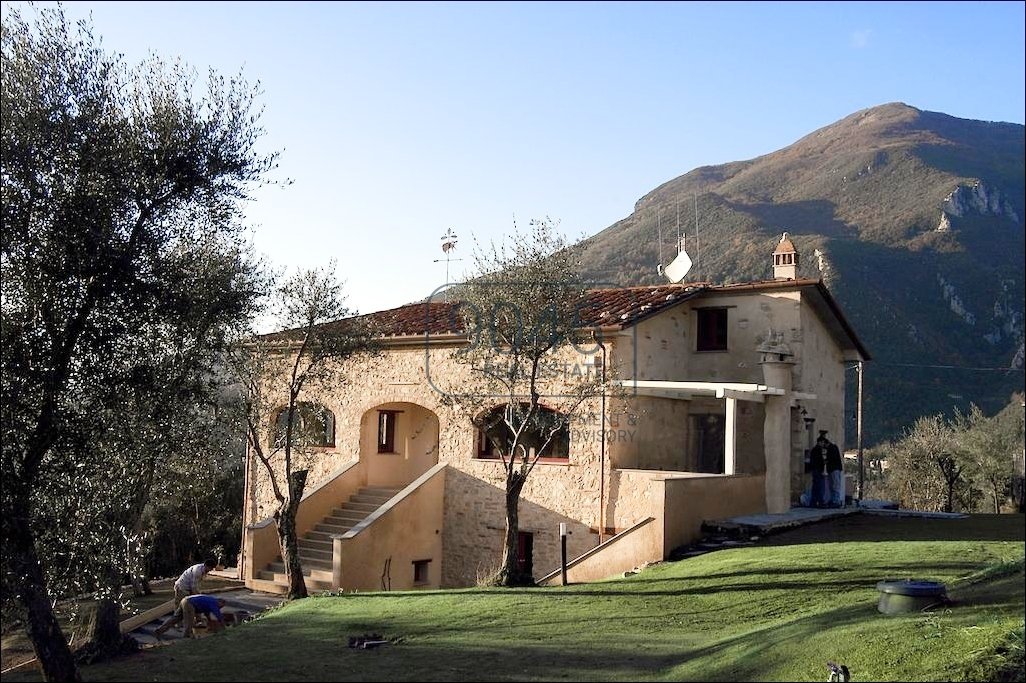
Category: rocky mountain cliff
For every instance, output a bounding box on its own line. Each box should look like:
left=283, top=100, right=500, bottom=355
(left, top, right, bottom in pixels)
left=577, top=103, right=1025, bottom=441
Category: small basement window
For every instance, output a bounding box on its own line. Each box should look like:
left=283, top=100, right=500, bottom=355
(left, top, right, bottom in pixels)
left=696, top=307, right=728, bottom=352
left=413, top=559, right=431, bottom=585
left=378, top=410, right=398, bottom=453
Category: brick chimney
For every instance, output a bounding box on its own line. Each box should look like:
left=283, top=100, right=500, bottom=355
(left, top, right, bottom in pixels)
left=772, top=232, right=799, bottom=280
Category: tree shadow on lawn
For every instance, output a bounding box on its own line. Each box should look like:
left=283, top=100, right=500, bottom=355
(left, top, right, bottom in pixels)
left=144, top=596, right=1019, bottom=682
left=330, top=578, right=893, bottom=601
left=619, top=562, right=983, bottom=584
left=666, top=580, right=1026, bottom=683
left=61, top=571, right=1024, bottom=682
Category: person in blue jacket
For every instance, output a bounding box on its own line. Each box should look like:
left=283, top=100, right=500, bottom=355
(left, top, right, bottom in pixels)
left=155, top=594, right=227, bottom=638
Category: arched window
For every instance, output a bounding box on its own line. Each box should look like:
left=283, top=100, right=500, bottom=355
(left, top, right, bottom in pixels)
left=476, top=404, right=569, bottom=461
left=273, top=402, right=335, bottom=448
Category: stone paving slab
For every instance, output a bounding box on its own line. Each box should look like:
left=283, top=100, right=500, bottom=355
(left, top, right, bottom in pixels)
left=705, top=502, right=967, bottom=538
left=129, top=588, right=283, bottom=646
left=704, top=506, right=861, bottom=536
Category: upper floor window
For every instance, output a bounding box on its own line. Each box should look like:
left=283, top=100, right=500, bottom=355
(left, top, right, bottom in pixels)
left=274, top=402, right=335, bottom=448
left=696, top=307, right=728, bottom=352
left=378, top=410, right=398, bottom=453
left=476, top=405, right=570, bottom=461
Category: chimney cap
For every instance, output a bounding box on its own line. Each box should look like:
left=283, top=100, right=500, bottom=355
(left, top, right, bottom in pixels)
left=773, top=232, right=797, bottom=254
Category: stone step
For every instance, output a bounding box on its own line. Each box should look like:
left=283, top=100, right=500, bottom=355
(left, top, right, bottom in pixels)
left=258, top=569, right=333, bottom=591
left=314, top=522, right=352, bottom=535
left=346, top=498, right=386, bottom=509
left=360, top=486, right=401, bottom=495
left=279, top=552, right=332, bottom=568
left=321, top=515, right=360, bottom=529
left=330, top=508, right=369, bottom=521
left=269, top=554, right=332, bottom=571
left=298, top=547, right=333, bottom=561
left=298, top=538, right=334, bottom=552
left=304, top=530, right=337, bottom=543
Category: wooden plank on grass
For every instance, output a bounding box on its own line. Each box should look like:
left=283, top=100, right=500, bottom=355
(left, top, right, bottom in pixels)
left=120, top=599, right=174, bottom=633
left=118, top=586, right=248, bottom=634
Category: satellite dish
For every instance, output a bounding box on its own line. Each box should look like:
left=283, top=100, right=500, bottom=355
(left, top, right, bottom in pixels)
left=662, top=248, right=693, bottom=283
left=656, top=201, right=694, bottom=283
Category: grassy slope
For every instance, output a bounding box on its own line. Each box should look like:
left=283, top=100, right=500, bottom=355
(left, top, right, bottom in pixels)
left=50, top=515, right=1024, bottom=683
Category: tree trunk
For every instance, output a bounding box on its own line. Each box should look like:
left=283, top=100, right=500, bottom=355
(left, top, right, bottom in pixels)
left=496, top=476, right=529, bottom=587
left=992, top=482, right=1001, bottom=514
left=275, top=500, right=308, bottom=600
left=945, top=479, right=955, bottom=513
left=5, top=506, right=81, bottom=682
left=87, top=598, right=122, bottom=651
left=75, top=596, right=136, bottom=664
left=129, top=574, right=152, bottom=597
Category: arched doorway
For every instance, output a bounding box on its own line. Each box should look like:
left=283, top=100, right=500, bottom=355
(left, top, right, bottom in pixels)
left=360, top=402, right=440, bottom=488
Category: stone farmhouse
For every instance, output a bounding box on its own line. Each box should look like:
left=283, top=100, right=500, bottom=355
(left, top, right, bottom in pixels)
left=241, top=236, right=870, bottom=593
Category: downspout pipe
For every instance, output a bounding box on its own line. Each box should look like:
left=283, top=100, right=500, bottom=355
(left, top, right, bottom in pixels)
left=240, top=441, right=252, bottom=580
left=592, top=331, right=607, bottom=544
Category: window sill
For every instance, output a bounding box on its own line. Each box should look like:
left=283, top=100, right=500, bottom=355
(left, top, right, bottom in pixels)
left=694, top=349, right=729, bottom=354
left=473, top=456, right=571, bottom=466
left=377, top=451, right=401, bottom=456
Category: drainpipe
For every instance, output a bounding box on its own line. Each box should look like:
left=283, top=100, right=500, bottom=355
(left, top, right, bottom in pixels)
left=856, top=360, right=864, bottom=505
left=592, top=332, right=607, bottom=544
left=240, top=441, right=252, bottom=580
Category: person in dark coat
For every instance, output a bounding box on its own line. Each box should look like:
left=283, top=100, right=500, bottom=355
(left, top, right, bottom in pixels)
left=809, top=435, right=829, bottom=507
left=822, top=432, right=845, bottom=507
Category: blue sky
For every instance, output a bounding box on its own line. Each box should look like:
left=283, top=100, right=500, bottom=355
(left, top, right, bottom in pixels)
left=8, top=1, right=1026, bottom=315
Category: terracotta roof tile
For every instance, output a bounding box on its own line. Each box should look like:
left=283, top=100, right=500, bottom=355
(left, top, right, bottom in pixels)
left=577, top=284, right=705, bottom=328
left=260, top=278, right=844, bottom=342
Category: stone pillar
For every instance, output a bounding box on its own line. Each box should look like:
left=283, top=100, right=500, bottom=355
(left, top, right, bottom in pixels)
left=724, top=397, right=737, bottom=475
left=758, top=332, right=796, bottom=514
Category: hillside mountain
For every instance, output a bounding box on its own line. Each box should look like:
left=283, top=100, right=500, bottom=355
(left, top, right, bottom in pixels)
left=577, top=102, right=1025, bottom=441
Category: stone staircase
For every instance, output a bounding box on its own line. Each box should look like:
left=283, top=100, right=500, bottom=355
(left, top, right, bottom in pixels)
left=257, top=486, right=402, bottom=591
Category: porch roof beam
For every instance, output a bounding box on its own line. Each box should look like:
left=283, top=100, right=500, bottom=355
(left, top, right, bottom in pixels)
left=621, top=379, right=773, bottom=393
left=716, top=388, right=765, bottom=403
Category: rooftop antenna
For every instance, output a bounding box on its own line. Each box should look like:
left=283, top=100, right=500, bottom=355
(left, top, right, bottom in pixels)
left=433, top=227, right=462, bottom=283
left=693, top=192, right=701, bottom=281
left=659, top=198, right=693, bottom=283
left=675, top=195, right=681, bottom=248
left=656, top=212, right=664, bottom=276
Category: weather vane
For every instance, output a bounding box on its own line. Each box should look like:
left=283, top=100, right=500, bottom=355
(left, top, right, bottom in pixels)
left=433, top=228, right=462, bottom=283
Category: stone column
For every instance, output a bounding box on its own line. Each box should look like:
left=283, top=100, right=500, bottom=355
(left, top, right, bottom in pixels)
left=724, top=396, right=737, bottom=475
left=758, top=333, right=796, bottom=514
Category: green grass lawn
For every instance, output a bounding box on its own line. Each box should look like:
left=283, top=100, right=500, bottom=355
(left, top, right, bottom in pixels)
left=19, top=515, right=1026, bottom=682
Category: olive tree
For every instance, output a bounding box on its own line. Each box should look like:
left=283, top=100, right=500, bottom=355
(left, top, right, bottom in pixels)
left=1, top=6, right=274, bottom=679
left=233, top=266, right=375, bottom=600
left=442, top=220, right=608, bottom=587
left=957, top=400, right=1024, bottom=513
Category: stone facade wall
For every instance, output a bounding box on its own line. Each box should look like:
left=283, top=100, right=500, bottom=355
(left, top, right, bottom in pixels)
left=798, top=302, right=848, bottom=451
left=245, top=284, right=856, bottom=588
left=248, top=341, right=617, bottom=587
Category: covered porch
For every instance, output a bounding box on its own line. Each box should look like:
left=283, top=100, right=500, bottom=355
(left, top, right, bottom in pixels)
left=613, top=377, right=816, bottom=514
